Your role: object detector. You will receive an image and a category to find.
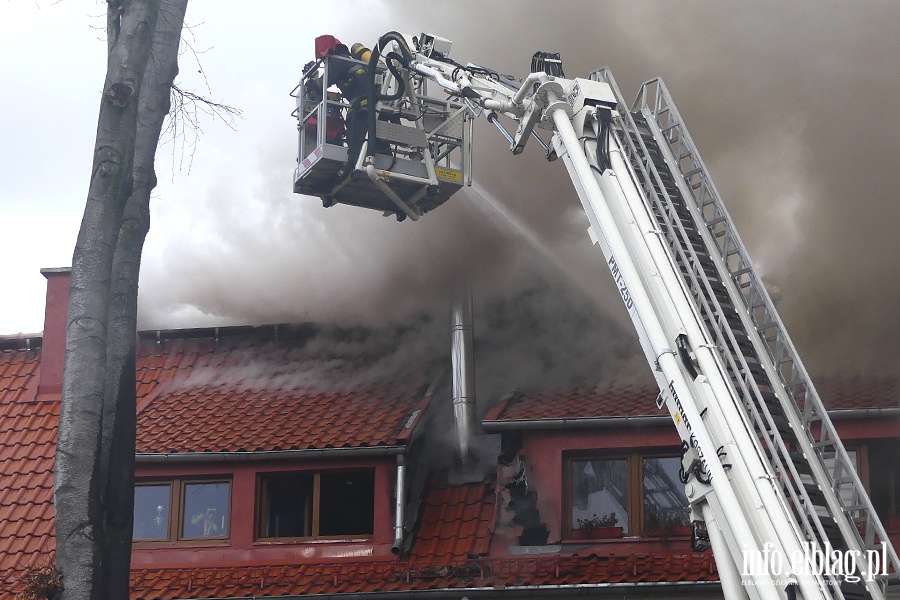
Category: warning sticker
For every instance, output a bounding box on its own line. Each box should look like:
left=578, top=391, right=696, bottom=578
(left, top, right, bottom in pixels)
left=435, top=166, right=463, bottom=183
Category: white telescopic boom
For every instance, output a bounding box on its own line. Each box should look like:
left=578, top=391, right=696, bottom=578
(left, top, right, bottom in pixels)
left=549, top=101, right=785, bottom=599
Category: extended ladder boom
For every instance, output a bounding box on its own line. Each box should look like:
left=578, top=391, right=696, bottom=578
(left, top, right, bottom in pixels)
left=292, top=32, right=899, bottom=600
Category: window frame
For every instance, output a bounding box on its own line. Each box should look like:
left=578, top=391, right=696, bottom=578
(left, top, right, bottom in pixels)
left=255, top=468, right=376, bottom=542
left=133, top=481, right=176, bottom=543
left=563, top=450, right=689, bottom=540
left=133, top=476, right=232, bottom=546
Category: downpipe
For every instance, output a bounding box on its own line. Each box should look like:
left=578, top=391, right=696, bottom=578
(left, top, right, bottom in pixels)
left=391, top=454, right=406, bottom=555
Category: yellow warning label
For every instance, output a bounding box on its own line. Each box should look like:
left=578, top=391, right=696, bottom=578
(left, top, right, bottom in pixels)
left=435, top=166, right=463, bottom=183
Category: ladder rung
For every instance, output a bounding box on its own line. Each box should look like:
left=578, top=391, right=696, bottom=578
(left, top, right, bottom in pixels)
left=683, top=166, right=703, bottom=178
left=635, top=89, right=900, bottom=580
left=660, top=122, right=679, bottom=134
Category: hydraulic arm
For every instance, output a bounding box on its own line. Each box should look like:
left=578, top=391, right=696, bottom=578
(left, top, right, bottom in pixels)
left=292, top=32, right=899, bottom=600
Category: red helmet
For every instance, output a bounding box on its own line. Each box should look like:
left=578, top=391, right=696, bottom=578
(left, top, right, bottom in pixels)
left=315, top=35, right=343, bottom=59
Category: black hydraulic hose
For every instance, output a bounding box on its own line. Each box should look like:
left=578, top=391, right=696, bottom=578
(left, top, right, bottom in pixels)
left=366, top=32, right=414, bottom=161
left=678, top=441, right=691, bottom=484
left=695, top=464, right=712, bottom=484
left=596, top=108, right=613, bottom=172
left=676, top=333, right=699, bottom=379
left=381, top=52, right=407, bottom=101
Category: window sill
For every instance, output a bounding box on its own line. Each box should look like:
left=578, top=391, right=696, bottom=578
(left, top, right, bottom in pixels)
left=562, top=534, right=690, bottom=545
left=253, top=536, right=374, bottom=546
left=133, top=538, right=231, bottom=549
left=569, top=527, right=624, bottom=540
left=563, top=536, right=634, bottom=544
left=643, top=526, right=692, bottom=537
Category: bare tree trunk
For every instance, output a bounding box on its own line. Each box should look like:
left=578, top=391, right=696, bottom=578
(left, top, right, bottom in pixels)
left=55, top=2, right=160, bottom=599
left=102, top=2, right=188, bottom=597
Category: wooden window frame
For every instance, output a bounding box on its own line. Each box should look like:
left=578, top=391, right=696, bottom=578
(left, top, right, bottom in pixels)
left=255, top=469, right=375, bottom=542
left=133, top=480, right=176, bottom=543
left=563, top=450, right=687, bottom=540
left=133, top=477, right=232, bottom=547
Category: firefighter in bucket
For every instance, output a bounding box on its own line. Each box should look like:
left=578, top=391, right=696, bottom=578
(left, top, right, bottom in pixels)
left=303, top=35, right=373, bottom=168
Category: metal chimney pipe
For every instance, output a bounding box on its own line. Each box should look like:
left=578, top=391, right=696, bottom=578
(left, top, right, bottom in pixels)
left=450, top=290, right=476, bottom=464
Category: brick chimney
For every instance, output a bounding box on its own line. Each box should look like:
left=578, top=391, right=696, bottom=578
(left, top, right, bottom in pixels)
left=36, top=267, right=71, bottom=400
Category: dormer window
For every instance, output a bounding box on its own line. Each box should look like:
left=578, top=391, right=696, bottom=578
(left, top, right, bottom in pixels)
left=256, top=469, right=375, bottom=541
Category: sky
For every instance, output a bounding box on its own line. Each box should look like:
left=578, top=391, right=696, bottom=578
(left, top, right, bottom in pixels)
left=1, top=0, right=899, bottom=379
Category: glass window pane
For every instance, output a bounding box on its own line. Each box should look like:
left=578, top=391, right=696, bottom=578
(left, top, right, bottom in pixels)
left=259, top=473, right=314, bottom=538
left=181, top=482, right=230, bottom=539
left=642, top=456, right=689, bottom=532
left=133, top=484, right=171, bottom=540
left=319, top=471, right=375, bottom=536
left=571, top=458, right=629, bottom=534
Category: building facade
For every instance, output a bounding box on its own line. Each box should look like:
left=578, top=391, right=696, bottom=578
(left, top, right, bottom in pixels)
left=1, top=271, right=897, bottom=599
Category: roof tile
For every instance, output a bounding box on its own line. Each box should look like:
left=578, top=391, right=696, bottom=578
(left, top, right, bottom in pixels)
left=130, top=338, right=431, bottom=454
left=0, top=349, right=57, bottom=575
left=409, top=476, right=495, bottom=563
left=490, top=375, right=900, bottom=422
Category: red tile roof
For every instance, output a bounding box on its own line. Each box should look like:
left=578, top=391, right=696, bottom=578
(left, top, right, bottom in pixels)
left=129, top=553, right=717, bottom=598
left=408, top=476, right=495, bottom=563
left=136, top=382, right=427, bottom=453
left=485, top=385, right=660, bottom=422
left=486, top=376, right=900, bottom=423
left=132, top=335, right=431, bottom=453
left=0, top=349, right=57, bottom=592
left=816, top=375, right=900, bottom=411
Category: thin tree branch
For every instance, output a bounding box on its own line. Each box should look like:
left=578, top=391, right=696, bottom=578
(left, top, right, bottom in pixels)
left=165, top=84, right=242, bottom=173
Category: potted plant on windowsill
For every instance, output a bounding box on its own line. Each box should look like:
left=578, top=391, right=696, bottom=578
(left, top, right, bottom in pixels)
left=573, top=512, right=623, bottom=539
left=191, top=507, right=221, bottom=538
left=644, top=509, right=691, bottom=538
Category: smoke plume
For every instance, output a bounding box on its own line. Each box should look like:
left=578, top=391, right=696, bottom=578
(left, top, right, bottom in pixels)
left=139, top=1, right=900, bottom=380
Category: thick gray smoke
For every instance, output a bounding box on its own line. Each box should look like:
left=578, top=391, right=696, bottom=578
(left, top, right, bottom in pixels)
left=139, top=1, right=900, bottom=379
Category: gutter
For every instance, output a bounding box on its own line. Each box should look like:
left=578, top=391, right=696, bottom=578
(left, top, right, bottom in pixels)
left=828, top=407, right=900, bottom=420
left=482, top=415, right=668, bottom=432
left=482, top=407, right=900, bottom=432
left=135, top=445, right=406, bottom=464
left=180, top=580, right=722, bottom=599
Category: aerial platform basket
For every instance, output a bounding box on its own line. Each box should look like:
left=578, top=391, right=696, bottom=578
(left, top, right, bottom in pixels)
left=291, top=48, right=473, bottom=221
